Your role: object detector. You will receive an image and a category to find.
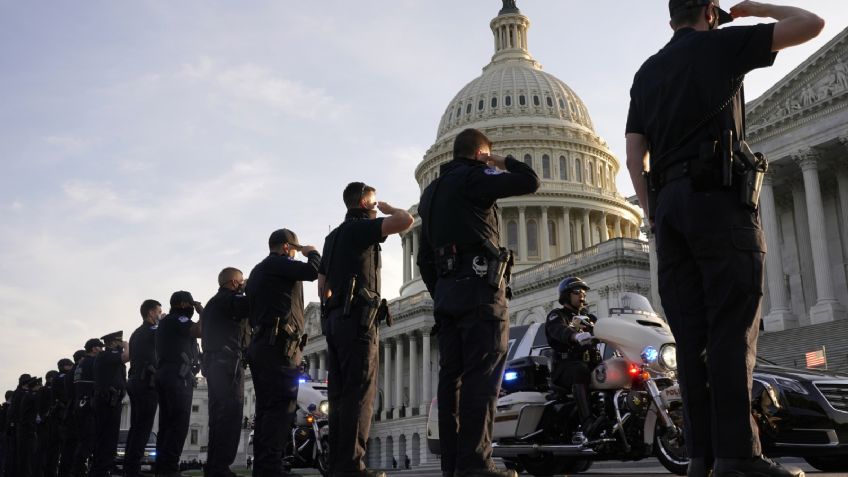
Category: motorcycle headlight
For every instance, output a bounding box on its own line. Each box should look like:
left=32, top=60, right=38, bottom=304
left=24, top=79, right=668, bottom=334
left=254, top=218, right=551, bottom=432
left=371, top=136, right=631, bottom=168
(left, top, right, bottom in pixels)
left=659, top=344, right=677, bottom=371
left=319, top=400, right=329, bottom=415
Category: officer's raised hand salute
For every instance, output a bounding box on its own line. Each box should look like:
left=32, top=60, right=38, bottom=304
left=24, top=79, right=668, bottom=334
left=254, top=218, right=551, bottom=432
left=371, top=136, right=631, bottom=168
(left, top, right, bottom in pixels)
left=247, top=229, right=321, bottom=477
left=154, top=291, right=202, bottom=477
left=417, top=128, right=539, bottom=477
left=625, top=2, right=822, bottom=477
left=319, top=182, right=412, bottom=477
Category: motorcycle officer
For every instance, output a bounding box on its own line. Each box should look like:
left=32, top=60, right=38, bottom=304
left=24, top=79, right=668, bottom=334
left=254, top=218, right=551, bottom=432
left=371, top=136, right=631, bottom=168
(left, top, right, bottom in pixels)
left=545, top=277, right=603, bottom=440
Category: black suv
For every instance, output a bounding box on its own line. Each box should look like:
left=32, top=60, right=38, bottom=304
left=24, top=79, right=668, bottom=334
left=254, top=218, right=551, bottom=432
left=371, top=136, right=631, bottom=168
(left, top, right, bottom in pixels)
left=752, top=357, right=848, bottom=473
left=114, top=429, right=157, bottom=471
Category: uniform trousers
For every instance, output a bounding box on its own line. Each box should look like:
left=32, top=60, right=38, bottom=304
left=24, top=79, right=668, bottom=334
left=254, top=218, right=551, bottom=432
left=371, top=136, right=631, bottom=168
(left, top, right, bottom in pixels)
left=71, top=407, right=96, bottom=477
left=654, top=178, right=765, bottom=459
left=40, top=416, right=61, bottom=477
left=247, top=339, right=300, bottom=477
left=154, top=366, right=194, bottom=474
left=124, top=378, right=158, bottom=476
left=325, top=307, right=379, bottom=475
left=204, top=351, right=245, bottom=477
left=434, top=275, right=508, bottom=473
left=57, top=411, right=78, bottom=477
left=89, top=396, right=123, bottom=477
left=16, top=425, right=37, bottom=477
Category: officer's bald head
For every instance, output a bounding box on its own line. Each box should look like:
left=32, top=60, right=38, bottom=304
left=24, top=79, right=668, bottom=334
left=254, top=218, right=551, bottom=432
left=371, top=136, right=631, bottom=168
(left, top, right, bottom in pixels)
left=218, top=267, right=244, bottom=287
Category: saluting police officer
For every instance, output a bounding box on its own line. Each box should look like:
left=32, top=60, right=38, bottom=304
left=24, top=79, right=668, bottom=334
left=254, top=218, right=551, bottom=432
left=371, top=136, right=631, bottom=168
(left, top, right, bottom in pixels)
left=49, top=359, right=74, bottom=477
left=71, top=340, right=103, bottom=477
left=318, top=183, right=412, bottom=477
left=201, top=267, right=249, bottom=477
left=155, top=292, right=203, bottom=477
left=58, top=350, right=86, bottom=477
left=625, top=2, right=823, bottom=476
left=38, top=369, right=62, bottom=477
left=90, top=331, right=129, bottom=477
left=417, top=128, right=539, bottom=477
left=247, top=229, right=320, bottom=477
left=124, top=300, right=161, bottom=477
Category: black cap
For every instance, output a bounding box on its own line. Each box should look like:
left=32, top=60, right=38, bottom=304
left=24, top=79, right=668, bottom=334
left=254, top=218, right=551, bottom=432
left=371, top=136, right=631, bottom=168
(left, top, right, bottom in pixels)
left=73, top=350, right=86, bottom=362
left=26, top=376, right=42, bottom=387
left=18, top=373, right=32, bottom=386
left=57, top=358, right=74, bottom=370
left=169, top=290, right=195, bottom=307
left=84, top=338, right=105, bottom=352
left=268, top=228, right=302, bottom=249
left=45, top=370, right=59, bottom=382
left=669, top=0, right=732, bottom=25
left=101, top=331, right=123, bottom=343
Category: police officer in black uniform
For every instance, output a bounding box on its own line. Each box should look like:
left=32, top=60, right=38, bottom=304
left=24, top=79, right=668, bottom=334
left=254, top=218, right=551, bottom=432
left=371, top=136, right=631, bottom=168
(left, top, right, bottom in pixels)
left=39, top=369, right=62, bottom=477
left=201, top=267, right=249, bottom=477
left=625, top=2, right=823, bottom=476
left=17, top=376, right=42, bottom=477
left=58, top=351, right=86, bottom=477
left=417, top=128, right=539, bottom=477
left=319, top=183, right=411, bottom=477
left=124, top=299, right=161, bottom=477
left=247, top=229, right=320, bottom=477
left=90, top=331, right=129, bottom=477
left=544, top=277, right=603, bottom=439
left=154, top=292, right=203, bottom=477
left=71, top=340, right=103, bottom=477
left=49, top=359, right=74, bottom=477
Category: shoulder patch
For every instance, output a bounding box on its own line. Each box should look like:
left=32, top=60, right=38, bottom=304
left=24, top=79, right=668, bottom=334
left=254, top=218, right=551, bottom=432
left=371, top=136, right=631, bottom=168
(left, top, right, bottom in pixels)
left=547, top=311, right=561, bottom=322
left=178, top=316, right=190, bottom=323
left=484, top=167, right=504, bottom=175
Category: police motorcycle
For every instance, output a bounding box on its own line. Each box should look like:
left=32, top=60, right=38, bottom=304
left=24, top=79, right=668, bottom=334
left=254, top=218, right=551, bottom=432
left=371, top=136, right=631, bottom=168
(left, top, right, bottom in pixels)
left=283, top=379, right=331, bottom=477
left=491, top=293, right=688, bottom=475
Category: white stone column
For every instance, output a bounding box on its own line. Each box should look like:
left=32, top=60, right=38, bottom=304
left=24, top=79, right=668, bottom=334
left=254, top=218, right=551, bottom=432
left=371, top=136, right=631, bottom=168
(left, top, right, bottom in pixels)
left=408, top=333, right=418, bottom=411
left=395, top=335, right=405, bottom=413
left=421, top=331, right=431, bottom=414
left=402, top=234, right=410, bottom=283
left=793, top=150, right=847, bottom=323
left=518, top=206, right=527, bottom=261
left=561, top=207, right=572, bottom=255
left=318, top=351, right=327, bottom=381
left=614, top=215, right=622, bottom=239
left=837, top=138, right=848, bottom=282
left=600, top=211, right=609, bottom=242
left=760, top=171, right=796, bottom=331
left=411, top=230, right=419, bottom=279
left=541, top=206, right=551, bottom=261
left=383, top=340, right=393, bottom=419
left=581, top=209, right=591, bottom=248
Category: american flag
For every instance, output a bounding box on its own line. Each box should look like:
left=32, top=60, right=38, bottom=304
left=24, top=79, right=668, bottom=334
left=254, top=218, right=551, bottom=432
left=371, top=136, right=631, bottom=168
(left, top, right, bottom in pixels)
left=805, top=348, right=827, bottom=368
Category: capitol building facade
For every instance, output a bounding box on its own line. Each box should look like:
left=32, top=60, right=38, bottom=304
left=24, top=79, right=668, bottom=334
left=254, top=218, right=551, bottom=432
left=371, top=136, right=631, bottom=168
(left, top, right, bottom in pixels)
left=129, top=3, right=848, bottom=468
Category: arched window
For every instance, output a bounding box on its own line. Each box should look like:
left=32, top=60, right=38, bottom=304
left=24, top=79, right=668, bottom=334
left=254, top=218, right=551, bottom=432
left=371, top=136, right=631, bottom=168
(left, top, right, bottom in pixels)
left=505, top=95, right=512, bottom=106
left=507, top=221, right=518, bottom=252
left=546, top=97, right=553, bottom=107
left=598, top=164, right=604, bottom=188
left=559, top=156, right=568, bottom=180
left=478, top=99, right=484, bottom=111
left=548, top=220, right=557, bottom=246
left=533, top=95, right=541, bottom=106
left=588, top=161, right=594, bottom=184
left=466, top=103, right=471, bottom=114
left=519, top=95, right=526, bottom=106
left=575, top=158, right=583, bottom=183
left=558, top=98, right=565, bottom=109
left=491, top=97, right=498, bottom=108
left=527, top=220, right=539, bottom=257
left=523, top=154, right=533, bottom=169
left=542, top=154, right=551, bottom=179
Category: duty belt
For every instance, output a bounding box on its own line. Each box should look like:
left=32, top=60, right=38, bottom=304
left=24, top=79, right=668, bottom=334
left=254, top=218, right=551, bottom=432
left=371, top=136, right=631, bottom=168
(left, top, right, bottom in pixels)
left=654, top=160, right=691, bottom=190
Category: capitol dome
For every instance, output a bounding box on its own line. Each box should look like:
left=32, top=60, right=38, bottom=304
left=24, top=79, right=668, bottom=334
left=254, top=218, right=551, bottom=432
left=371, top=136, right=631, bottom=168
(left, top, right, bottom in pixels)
left=399, top=1, right=644, bottom=296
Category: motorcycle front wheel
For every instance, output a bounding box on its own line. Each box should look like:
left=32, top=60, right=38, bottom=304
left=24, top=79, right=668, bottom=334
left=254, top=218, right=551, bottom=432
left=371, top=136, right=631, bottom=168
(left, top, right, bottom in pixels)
left=317, top=435, right=330, bottom=477
left=653, top=405, right=688, bottom=476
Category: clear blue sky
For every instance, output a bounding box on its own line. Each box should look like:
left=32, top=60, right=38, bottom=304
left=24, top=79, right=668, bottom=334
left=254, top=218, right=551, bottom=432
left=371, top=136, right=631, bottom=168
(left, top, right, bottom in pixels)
left=1, top=1, right=845, bottom=391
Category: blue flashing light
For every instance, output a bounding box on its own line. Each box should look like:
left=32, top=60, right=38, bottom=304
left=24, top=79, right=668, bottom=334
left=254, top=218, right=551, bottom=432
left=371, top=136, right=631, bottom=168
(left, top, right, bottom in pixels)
left=504, top=371, right=518, bottom=381
left=149, top=450, right=157, bottom=457
left=642, top=346, right=659, bottom=363
left=298, top=378, right=307, bottom=384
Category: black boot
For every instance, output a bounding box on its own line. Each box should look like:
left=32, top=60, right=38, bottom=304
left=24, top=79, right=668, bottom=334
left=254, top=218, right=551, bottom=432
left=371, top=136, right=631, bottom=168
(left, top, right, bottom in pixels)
left=572, top=383, right=602, bottom=438
left=714, top=456, right=804, bottom=477
left=687, top=457, right=714, bottom=477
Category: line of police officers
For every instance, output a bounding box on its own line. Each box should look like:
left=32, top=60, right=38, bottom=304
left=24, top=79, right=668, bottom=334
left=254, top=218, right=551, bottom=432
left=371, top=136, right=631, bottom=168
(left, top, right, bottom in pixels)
left=1, top=127, right=540, bottom=477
